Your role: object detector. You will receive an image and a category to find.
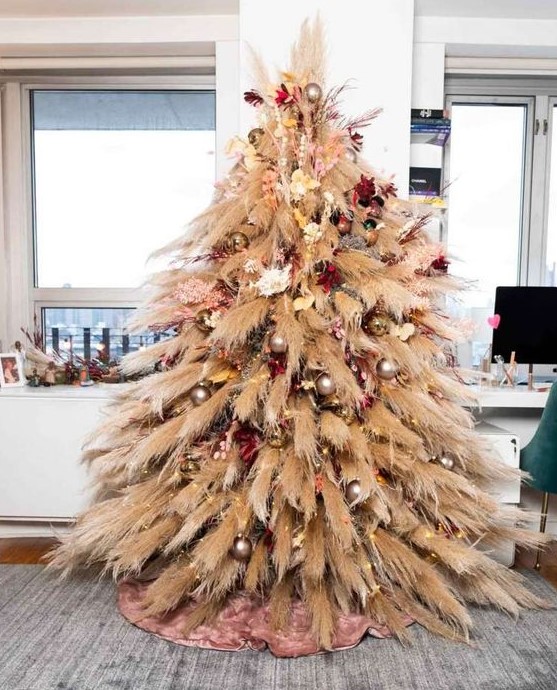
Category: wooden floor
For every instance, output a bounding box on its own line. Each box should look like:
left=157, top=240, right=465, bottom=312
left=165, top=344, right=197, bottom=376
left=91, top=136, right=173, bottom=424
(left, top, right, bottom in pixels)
left=1, top=537, right=557, bottom=588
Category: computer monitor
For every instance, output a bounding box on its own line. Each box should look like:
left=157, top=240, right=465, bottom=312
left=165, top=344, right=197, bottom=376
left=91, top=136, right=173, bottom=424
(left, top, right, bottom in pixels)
left=491, top=286, right=557, bottom=365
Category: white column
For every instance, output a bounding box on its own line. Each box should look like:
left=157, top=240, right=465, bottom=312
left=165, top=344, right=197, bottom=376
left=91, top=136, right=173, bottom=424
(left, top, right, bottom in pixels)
left=239, top=0, right=415, bottom=194
left=216, top=40, right=241, bottom=179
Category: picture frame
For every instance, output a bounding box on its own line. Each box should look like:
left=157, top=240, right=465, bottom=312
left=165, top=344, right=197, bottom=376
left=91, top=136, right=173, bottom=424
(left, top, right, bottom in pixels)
left=0, top=352, right=26, bottom=388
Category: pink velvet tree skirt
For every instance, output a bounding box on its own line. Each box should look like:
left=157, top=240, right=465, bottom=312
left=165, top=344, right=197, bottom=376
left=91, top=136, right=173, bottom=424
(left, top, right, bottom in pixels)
left=118, top=580, right=413, bottom=658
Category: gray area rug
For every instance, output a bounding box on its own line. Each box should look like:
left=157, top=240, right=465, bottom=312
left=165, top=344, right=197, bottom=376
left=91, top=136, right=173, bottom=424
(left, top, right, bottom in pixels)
left=0, top=566, right=556, bottom=690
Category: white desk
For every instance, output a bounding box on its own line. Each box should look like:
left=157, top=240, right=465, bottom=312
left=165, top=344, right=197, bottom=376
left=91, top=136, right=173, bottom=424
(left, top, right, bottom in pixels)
left=0, top=383, right=550, bottom=538
left=469, top=386, right=548, bottom=448
left=0, top=384, right=115, bottom=537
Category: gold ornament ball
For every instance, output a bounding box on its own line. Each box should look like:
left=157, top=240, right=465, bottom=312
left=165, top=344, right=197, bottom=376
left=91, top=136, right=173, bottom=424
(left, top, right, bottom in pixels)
left=269, top=333, right=288, bottom=354
left=345, top=479, right=362, bottom=504
left=227, top=231, right=250, bottom=253
left=304, top=82, right=322, bottom=103
left=339, top=406, right=356, bottom=425
left=195, top=308, right=214, bottom=332
left=321, top=394, right=341, bottom=411
left=376, top=358, right=399, bottom=381
left=189, top=382, right=211, bottom=406
left=337, top=215, right=353, bottom=236
left=315, top=373, right=336, bottom=396
left=439, top=455, right=455, bottom=470
left=366, top=229, right=380, bottom=246
left=363, top=312, right=390, bottom=337
left=230, top=534, right=252, bottom=562
left=267, top=429, right=286, bottom=448
left=248, top=127, right=264, bottom=147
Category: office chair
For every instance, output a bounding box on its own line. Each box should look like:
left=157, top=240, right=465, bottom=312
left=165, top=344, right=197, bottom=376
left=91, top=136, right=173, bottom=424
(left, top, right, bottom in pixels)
left=520, top=382, right=557, bottom=569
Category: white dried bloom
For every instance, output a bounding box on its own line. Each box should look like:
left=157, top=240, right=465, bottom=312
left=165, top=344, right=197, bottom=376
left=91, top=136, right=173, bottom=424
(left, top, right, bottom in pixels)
left=252, top=265, right=291, bottom=297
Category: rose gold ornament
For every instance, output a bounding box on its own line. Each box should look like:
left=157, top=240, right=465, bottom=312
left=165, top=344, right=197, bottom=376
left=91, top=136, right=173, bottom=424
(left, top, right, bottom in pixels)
left=375, top=359, right=399, bottom=381
left=337, top=214, right=353, bottom=236
left=315, top=373, right=336, bottom=396
left=304, top=82, right=322, bottom=103
left=195, top=308, right=214, bottom=332
left=345, top=479, right=362, bottom=504
left=230, top=534, right=252, bottom=561
left=189, top=382, right=212, bottom=406
left=269, top=333, right=288, bottom=354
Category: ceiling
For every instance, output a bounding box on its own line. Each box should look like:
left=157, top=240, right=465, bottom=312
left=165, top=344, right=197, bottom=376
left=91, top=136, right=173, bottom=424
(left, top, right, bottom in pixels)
left=415, top=0, right=557, bottom=20
left=0, top=0, right=239, bottom=17
left=0, top=0, right=556, bottom=20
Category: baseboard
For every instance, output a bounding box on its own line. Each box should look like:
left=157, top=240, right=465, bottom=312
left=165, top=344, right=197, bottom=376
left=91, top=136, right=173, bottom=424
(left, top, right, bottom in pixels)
left=0, top=520, right=72, bottom=539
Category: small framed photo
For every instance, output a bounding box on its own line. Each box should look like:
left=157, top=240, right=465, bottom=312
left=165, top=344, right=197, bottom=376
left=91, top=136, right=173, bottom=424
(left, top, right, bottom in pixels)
left=0, top=352, right=26, bottom=388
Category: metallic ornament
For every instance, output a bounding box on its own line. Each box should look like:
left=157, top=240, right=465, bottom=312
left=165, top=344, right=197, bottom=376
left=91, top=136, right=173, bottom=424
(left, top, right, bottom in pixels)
left=230, top=534, right=252, bottom=562
left=337, top=214, right=353, bottom=236
left=439, top=455, right=455, bottom=470
left=375, top=358, right=399, bottom=381
left=320, top=394, right=341, bottom=410
left=362, top=312, right=391, bottom=337
left=345, top=148, right=358, bottom=164
left=195, top=308, right=214, bottom=332
left=269, top=333, right=288, bottom=354
left=315, top=373, right=336, bottom=396
left=366, top=229, right=380, bottom=247
left=247, top=127, right=265, bottom=147
left=267, top=429, right=287, bottom=448
left=189, top=382, right=212, bottom=406
left=345, top=479, right=362, bottom=504
left=227, top=231, right=250, bottom=253
left=338, top=406, right=356, bottom=425
left=304, top=82, right=322, bottom=103
left=363, top=218, right=377, bottom=230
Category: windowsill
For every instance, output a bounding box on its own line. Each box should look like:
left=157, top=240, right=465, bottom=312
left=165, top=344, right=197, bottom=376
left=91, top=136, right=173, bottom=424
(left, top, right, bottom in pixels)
left=0, top=383, right=125, bottom=399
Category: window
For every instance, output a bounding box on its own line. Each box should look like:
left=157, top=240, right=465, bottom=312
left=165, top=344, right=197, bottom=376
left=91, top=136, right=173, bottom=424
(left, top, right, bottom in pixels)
left=443, top=79, right=557, bottom=368
left=31, top=90, right=215, bottom=289
left=0, top=79, right=216, bottom=358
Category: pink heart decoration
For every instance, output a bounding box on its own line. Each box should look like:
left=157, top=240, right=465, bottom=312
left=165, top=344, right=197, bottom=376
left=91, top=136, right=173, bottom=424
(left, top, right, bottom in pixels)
left=487, top=314, right=501, bottom=329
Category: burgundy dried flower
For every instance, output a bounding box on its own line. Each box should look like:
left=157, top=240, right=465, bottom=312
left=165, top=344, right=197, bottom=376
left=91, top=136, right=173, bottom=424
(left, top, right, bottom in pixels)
left=275, top=84, right=294, bottom=107
left=234, top=426, right=261, bottom=468
left=244, top=90, right=264, bottom=107
left=353, top=175, right=377, bottom=206
left=348, top=128, right=364, bottom=151
left=431, top=255, right=449, bottom=273
left=268, top=355, right=287, bottom=379
left=316, top=262, right=343, bottom=294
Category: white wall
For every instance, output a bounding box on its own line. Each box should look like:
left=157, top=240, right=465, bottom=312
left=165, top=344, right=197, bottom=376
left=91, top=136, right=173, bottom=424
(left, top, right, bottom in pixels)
left=239, top=0, right=415, bottom=193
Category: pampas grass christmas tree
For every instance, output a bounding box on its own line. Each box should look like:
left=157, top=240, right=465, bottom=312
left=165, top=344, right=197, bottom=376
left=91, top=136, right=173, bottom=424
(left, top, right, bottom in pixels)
left=51, top=20, right=547, bottom=656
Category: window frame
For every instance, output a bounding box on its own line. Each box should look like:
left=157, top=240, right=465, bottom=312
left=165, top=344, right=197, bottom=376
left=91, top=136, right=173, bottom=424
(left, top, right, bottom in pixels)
left=1, top=73, right=215, bottom=351
left=444, top=76, right=557, bottom=288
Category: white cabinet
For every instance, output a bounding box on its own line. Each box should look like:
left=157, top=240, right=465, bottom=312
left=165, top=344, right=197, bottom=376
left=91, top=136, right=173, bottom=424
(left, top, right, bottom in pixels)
left=476, top=422, right=521, bottom=566
left=0, top=385, right=112, bottom=532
